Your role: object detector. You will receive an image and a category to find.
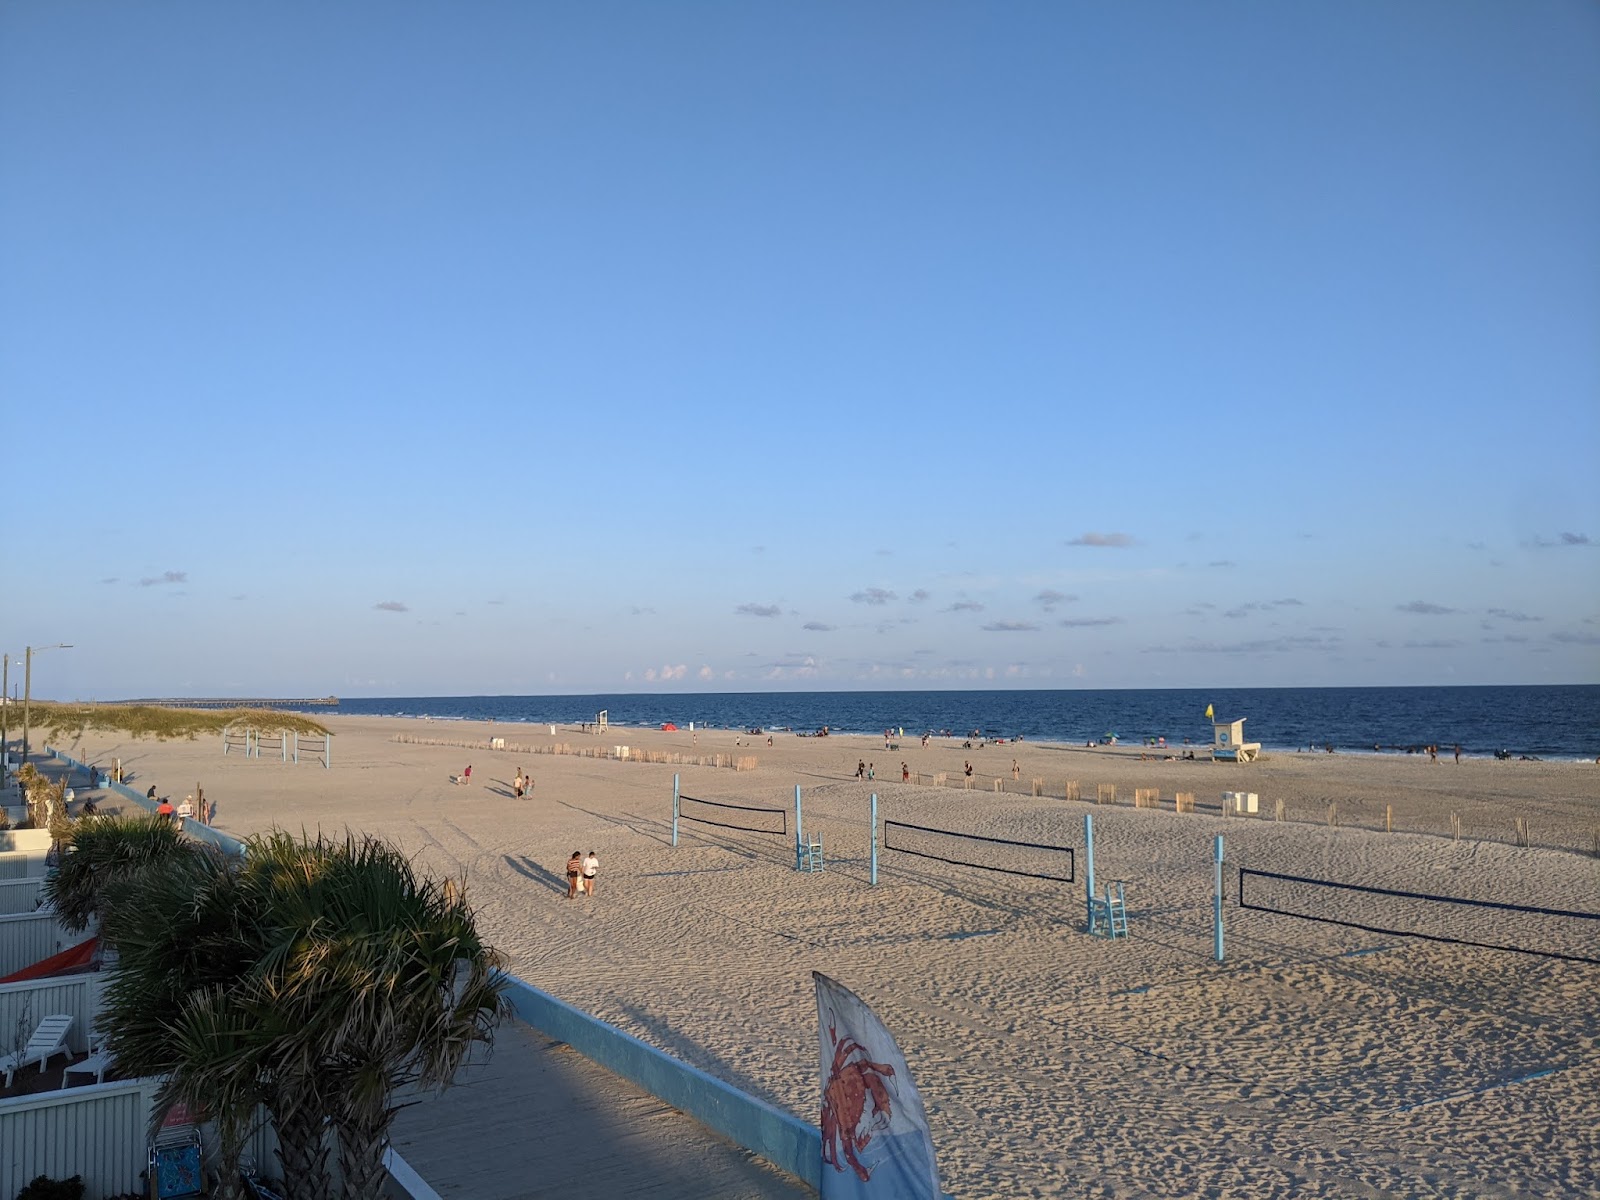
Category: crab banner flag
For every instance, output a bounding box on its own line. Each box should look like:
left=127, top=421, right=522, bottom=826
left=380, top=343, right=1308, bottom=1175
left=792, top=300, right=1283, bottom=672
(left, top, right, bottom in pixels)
left=814, top=971, right=941, bottom=1199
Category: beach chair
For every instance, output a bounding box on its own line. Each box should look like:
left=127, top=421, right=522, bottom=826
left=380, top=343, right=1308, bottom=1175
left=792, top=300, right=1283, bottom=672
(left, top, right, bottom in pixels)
left=1, top=1012, right=74, bottom=1086
left=64, top=1027, right=115, bottom=1085
left=801, top=833, right=825, bottom=873
left=149, top=1125, right=206, bottom=1198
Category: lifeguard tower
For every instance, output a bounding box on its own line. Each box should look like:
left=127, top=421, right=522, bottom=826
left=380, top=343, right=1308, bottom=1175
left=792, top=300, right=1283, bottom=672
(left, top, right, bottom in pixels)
left=1212, top=717, right=1261, bottom=763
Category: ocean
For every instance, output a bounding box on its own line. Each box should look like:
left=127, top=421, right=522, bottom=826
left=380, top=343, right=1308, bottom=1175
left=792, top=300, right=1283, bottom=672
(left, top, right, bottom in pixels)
left=288, top=686, right=1600, bottom=761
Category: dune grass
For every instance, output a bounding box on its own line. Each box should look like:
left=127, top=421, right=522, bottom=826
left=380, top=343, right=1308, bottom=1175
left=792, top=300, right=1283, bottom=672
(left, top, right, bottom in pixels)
left=13, top=700, right=331, bottom=742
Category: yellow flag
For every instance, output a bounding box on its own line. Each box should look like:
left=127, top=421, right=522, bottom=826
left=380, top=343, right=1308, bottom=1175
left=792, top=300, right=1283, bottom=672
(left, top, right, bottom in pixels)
left=1205, top=703, right=1214, bottom=720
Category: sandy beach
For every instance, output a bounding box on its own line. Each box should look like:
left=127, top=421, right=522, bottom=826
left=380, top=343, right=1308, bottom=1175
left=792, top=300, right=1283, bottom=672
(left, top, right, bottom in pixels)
left=55, top=716, right=1600, bottom=1199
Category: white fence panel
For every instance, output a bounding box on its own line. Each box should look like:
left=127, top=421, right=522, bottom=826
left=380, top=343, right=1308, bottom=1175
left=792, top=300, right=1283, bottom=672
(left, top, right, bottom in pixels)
left=0, top=850, right=48, bottom=881
left=0, top=876, right=45, bottom=916
left=0, top=1077, right=161, bottom=1200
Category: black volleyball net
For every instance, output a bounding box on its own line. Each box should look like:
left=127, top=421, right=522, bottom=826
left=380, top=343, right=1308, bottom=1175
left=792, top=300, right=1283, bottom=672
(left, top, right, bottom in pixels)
left=1239, top=868, right=1600, bottom=965
left=677, top=794, right=788, bottom=836
left=883, top=819, right=1075, bottom=883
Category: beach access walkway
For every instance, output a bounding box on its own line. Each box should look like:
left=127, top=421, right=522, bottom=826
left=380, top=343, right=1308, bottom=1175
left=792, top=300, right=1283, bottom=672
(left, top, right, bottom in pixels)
left=388, top=1018, right=814, bottom=1200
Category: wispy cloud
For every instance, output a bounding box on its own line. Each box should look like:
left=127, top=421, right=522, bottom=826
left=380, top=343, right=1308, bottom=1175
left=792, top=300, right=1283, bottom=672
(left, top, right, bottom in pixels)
left=1208, top=560, right=1235, bottom=569
left=736, top=602, right=781, bottom=618
left=1551, top=630, right=1600, bottom=646
left=909, top=589, right=930, bottom=604
left=1060, top=617, right=1120, bottom=628
left=802, top=621, right=835, bottom=632
left=981, top=620, right=1039, bottom=632
left=101, top=577, right=118, bottom=585
left=374, top=600, right=408, bottom=612
left=629, top=605, right=656, bottom=616
left=1397, top=601, right=1457, bottom=615
left=944, top=601, right=985, bottom=613
left=1403, top=639, right=1463, bottom=649
left=1067, top=532, right=1133, bottom=548
left=1525, top=532, right=1592, bottom=548
left=1034, top=589, right=1077, bottom=612
left=1144, top=634, right=1339, bottom=655
left=850, top=588, right=898, bottom=606
left=139, top=570, right=187, bottom=587
left=1485, top=608, right=1541, bottom=623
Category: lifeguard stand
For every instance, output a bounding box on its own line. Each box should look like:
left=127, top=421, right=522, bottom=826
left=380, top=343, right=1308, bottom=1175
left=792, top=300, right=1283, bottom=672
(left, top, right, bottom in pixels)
left=1212, top=717, right=1261, bottom=763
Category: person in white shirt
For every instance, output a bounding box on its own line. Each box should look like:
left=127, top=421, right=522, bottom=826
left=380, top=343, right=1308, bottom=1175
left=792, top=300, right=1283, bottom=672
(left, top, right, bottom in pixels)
left=176, top=795, right=196, bottom=822
left=581, top=851, right=599, bottom=897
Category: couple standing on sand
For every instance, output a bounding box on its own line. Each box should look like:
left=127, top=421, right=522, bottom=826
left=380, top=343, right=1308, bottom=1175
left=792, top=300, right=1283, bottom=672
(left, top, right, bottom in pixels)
left=513, top=768, right=534, bottom=798
left=566, top=849, right=599, bottom=899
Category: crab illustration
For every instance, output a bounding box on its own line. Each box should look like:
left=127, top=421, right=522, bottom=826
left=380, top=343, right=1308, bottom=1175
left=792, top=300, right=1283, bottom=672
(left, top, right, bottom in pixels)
left=820, top=1021, right=898, bottom=1181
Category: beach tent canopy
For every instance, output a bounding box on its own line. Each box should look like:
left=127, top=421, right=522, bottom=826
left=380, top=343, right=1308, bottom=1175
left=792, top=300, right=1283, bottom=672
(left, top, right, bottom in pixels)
left=0, top=936, right=99, bottom=983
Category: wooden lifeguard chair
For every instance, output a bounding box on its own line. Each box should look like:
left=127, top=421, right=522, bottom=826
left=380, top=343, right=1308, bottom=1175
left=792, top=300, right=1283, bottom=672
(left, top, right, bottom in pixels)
left=1212, top=717, right=1261, bottom=763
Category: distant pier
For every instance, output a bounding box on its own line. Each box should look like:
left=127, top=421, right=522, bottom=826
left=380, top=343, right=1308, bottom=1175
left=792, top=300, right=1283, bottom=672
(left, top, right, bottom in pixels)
left=114, top=696, right=340, bottom=709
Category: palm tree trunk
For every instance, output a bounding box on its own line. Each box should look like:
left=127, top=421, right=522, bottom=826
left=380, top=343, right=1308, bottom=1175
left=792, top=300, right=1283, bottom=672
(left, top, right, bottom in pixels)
left=272, top=1095, right=333, bottom=1200
left=335, top=1109, right=394, bottom=1200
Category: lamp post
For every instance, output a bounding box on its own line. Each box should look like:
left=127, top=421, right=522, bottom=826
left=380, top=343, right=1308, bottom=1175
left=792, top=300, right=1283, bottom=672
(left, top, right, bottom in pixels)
left=2, top=654, right=9, bottom=782
left=21, top=643, right=72, bottom=765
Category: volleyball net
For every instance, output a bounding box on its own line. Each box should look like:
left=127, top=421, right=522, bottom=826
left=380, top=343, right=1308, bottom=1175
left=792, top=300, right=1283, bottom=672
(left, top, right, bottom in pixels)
left=1239, top=868, right=1600, bottom=965
left=883, top=819, right=1075, bottom=883
left=677, top=794, right=789, bottom=837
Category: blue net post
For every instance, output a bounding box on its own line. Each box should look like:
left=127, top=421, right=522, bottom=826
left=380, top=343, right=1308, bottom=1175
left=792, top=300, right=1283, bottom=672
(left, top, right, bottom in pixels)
left=672, top=774, right=680, bottom=847
left=870, top=793, right=879, bottom=886
left=1084, top=813, right=1096, bottom=931
left=1214, top=834, right=1225, bottom=963
left=794, top=785, right=804, bottom=871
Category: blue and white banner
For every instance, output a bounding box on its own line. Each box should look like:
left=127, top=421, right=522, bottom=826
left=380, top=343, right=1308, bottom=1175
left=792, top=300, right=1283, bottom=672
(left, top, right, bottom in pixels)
left=814, top=971, right=941, bottom=1199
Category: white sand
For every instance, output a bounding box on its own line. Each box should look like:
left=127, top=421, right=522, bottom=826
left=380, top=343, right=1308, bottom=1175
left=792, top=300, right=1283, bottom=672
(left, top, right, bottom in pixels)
left=62, top=718, right=1600, bottom=1198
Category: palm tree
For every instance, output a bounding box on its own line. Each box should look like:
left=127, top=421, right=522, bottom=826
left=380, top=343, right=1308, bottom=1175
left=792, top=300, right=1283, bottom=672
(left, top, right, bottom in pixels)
left=242, top=832, right=509, bottom=1200
left=43, top=812, right=192, bottom=933
left=98, top=845, right=275, bottom=1200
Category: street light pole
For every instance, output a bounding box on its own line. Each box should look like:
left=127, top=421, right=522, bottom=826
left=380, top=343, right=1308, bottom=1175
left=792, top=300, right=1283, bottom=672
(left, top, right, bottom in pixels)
left=21, top=643, right=72, bottom=766
left=1, top=654, right=9, bottom=782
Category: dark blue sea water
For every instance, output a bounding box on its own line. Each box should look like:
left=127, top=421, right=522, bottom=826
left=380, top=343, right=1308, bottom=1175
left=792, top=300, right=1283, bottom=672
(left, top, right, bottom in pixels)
left=288, top=686, right=1600, bottom=761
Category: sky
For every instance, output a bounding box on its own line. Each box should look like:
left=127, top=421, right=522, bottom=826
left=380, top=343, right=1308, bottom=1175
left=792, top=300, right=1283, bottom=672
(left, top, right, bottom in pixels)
left=3, top=2, right=1597, bottom=699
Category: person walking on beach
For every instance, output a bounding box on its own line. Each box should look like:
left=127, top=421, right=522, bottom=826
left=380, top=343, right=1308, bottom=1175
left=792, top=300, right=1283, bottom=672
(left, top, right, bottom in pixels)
left=513, top=769, right=525, bottom=798
left=856, top=760, right=866, bottom=780
left=566, top=850, right=583, bottom=900
left=1454, top=744, right=1462, bottom=765
left=582, top=850, right=599, bottom=897
left=1012, top=759, right=1020, bottom=781
left=964, top=761, right=973, bottom=778
left=902, top=762, right=909, bottom=782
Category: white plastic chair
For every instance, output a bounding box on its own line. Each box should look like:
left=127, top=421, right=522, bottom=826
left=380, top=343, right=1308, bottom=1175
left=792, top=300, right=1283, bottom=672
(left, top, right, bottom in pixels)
left=1, top=1013, right=73, bottom=1086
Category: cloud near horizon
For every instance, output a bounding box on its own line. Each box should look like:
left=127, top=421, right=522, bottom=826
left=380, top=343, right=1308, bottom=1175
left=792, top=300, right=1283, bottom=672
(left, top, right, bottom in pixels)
left=1397, top=600, right=1457, bottom=615
left=1034, top=589, right=1077, bottom=611
left=850, top=588, right=898, bottom=606
left=139, top=570, right=187, bottom=587
left=736, top=602, right=781, bottom=617
left=802, top=621, right=835, bottom=632
left=945, top=601, right=985, bottom=613
left=982, top=620, right=1039, bottom=632
left=1068, top=532, right=1133, bottom=547
left=374, top=600, right=408, bottom=612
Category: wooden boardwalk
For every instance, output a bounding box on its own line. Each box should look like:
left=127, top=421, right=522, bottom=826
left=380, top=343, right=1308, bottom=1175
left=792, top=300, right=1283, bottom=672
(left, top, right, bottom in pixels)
left=388, top=1020, right=814, bottom=1200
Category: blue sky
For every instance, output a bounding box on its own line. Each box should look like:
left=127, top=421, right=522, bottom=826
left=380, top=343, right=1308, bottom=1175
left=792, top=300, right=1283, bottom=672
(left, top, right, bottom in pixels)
left=3, top=2, right=1597, bottom=698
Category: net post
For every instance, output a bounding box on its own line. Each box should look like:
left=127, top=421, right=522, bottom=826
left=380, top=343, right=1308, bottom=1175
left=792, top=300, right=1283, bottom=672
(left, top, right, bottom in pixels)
left=1084, top=812, right=1096, bottom=930
left=795, top=784, right=804, bottom=871
left=1214, top=834, right=1225, bottom=963
left=672, top=774, right=680, bottom=847
left=324, top=734, right=330, bottom=769
left=870, top=792, right=879, bottom=886
left=293, top=731, right=299, bottom=764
